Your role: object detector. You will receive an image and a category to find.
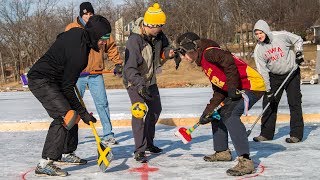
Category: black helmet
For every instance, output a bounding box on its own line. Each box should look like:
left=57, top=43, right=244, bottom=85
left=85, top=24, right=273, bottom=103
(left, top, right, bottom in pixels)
left=176, top=32, right=200, bottom=54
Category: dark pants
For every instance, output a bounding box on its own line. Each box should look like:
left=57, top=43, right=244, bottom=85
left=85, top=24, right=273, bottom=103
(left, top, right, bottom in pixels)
left=212, top=90, right=262, bottom=156
left=28, top=78, right=78, bottom=160
left=127, top=84, right=162, bottom=154
left=260, top=68, right=304, bottom=140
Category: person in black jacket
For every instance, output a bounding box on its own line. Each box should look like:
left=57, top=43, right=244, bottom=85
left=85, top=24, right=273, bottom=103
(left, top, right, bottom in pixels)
left=27, top=15, right=111, bottom=177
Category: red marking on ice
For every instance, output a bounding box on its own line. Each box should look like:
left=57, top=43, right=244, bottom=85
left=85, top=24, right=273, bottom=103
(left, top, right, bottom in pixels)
left=129, top=163, right=159, bottom=180
left=20, top=168, right=35, bottom=180
left=237, top=163, right=265, bottom=180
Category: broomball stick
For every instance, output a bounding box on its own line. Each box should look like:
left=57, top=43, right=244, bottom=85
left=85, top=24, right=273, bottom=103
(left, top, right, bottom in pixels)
left=75, top=86, right=113, bottom=172
left=174, top=101, right=226, bottom=144
left=80, top=70, right=113, bottom=77
left=246, top=64, right=298, bottom=136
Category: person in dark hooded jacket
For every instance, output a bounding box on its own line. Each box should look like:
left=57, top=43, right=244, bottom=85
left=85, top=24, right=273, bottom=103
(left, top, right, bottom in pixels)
left=175, top=32, right=265, bottom=176
left=65, top=2, right=123, bottom=146
left=27, top=15, right=111, bottom=177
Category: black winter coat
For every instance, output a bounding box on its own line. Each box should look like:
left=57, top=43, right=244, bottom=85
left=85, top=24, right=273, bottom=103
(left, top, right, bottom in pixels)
left=28, top=27, right=90, bottom=114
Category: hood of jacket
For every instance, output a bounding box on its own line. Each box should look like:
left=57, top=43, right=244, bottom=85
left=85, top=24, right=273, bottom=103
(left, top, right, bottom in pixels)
left=253, top=20, right=273, bottom=43
left=85, top=15, right=111, bottom=52
left=195, top=39, right=220, bottom=66
left=131, top=17, right=144, bottom=35
left=131, top=17, right=165, bottom=42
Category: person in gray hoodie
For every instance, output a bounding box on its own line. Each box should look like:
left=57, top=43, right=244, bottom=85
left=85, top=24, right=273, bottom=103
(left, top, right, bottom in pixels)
left=253, top=19, right=304, bottom=143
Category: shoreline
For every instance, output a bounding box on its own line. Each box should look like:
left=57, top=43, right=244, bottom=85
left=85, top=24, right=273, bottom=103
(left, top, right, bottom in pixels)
left=1, top=113, right=319, bottom=131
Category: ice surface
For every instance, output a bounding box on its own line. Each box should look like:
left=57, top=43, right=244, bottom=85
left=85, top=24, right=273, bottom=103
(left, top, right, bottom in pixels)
left=1, top=124, right=320, bottom=179
left=0, top=85, right=319, bottom=122
left=0, top=86, right=319, bottom=179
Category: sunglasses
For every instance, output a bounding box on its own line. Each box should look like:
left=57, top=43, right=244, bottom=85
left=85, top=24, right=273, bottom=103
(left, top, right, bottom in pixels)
left=100, top=33, right=110, bottom=41
left=143, top=22, right=164, bottom=28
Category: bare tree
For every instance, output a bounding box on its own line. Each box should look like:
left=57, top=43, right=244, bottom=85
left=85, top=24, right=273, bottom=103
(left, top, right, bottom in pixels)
left=0, top=0, right=33, bottom=81
left=0, top=0, right=318, bottom=84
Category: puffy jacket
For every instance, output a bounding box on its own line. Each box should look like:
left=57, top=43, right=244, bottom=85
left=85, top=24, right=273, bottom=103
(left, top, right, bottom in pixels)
left=27, top=28, right=91, bottom=114
left=65, top=17, right=122, bottom=73
left=123, top=17, right=172, bottom=89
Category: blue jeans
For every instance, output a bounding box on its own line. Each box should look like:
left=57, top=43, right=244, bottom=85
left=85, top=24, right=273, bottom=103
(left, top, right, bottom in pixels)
left=76, top=75, right=114, bottom=139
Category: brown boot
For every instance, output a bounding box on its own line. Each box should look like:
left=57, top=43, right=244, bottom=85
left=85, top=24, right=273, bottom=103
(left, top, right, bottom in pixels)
left=203, top=149, right=232, bottom=162
left=226, top=157, right=255, bottom=176
left=285, top=136, right=301, bottom=143
left=253, top=135, right=270, bottom=142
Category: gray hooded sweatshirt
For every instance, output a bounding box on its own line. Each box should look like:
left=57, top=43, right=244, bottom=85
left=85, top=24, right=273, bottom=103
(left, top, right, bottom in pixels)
left=253, top=20, right=303, bottom=91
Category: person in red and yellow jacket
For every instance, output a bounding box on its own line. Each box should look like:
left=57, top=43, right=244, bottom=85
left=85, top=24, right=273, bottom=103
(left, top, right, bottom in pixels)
left=175, top=32, right=265, bottom=176
left=65, top=2, right=123, bottom=146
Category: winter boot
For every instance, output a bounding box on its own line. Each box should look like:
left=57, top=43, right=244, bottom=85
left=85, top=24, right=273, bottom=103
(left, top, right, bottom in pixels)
left=285, top=136, right=301, bottom=143
left=35, top=159, right=68, bottom=177
left=146, top=145, right=162, bottom=154
left=58, top=152, right=87, bottom=165
left=253, top=135, right=270, bottom=142
left=226, top=156, right=255, bottom=176
left=134, top=152, right=148, bottom=163
left=203, top=149, right=232, bottom=162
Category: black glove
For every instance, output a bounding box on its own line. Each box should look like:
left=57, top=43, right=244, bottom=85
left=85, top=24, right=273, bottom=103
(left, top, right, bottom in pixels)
left=228, top=88, right=242, bottom=100
left=173, top=52, right=182, bottom=70
left=265, top=91, right=276, bottom=108
left=80, top=111, right=97, bottom=125
left=295, top=51, right=304, bottom=65
left=138, top=86, right=153, bottom=101
left=113, top=64, right=123, bottom=76
left=199, top=113, right=214, bottom=125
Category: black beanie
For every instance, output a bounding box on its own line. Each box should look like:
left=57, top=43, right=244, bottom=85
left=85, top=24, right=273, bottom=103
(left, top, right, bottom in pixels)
left=80, top=2, right=94, bottom=17
left=85, top=15, right=111, bottom=52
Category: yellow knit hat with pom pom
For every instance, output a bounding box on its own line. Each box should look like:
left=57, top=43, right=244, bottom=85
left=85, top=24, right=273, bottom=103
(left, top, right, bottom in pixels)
left=143, top=3, right=166, bottom=27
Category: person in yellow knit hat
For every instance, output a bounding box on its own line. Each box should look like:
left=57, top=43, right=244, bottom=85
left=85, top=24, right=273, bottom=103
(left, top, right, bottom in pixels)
left=143, top=3, right=166, bottom=27
left=123, top=3, right=176, bottom=163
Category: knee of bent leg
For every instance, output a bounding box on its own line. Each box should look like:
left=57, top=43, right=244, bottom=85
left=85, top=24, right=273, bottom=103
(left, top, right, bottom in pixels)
left=62, top=110, right=81, bottom=130
left=288, top=93, right=302, bottom=106
left=220, top=108, right=242, bottom=126
left=155, top=104, right=162, bottom=115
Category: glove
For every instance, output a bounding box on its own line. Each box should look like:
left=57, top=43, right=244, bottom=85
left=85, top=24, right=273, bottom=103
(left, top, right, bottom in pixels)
left=168, top=49, right=176, bottom=59
left=138, top=86, right=153, bottom=101
left=228, top=88, right=242, bottom=100
left=265, top=91, right=276, bottom=108
left=199, top=113, right=214, bottom=125
left=295, top=51, right=304, bottom=65
left=173, top=52, right=182, bottom=70
left=80, top=111, right=97, bottom=125
left=113, top=64, right=123, bottom=77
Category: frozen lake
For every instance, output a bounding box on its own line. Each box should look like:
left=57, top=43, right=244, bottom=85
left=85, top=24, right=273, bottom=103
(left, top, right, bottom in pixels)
left=0, top=85, right=319, bottom=122
left=1, top=123, right=320, bottom=179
